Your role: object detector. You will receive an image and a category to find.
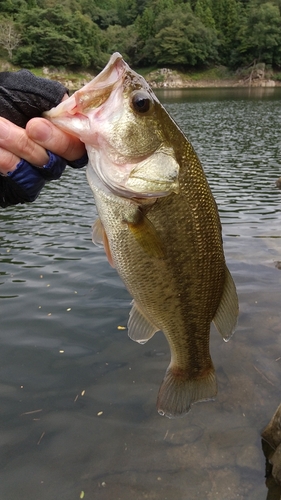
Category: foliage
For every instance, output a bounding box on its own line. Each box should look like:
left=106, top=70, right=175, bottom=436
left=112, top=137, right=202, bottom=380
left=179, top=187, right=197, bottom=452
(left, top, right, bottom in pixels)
left=13, top=5, right=106, bottom=68
left=152, top=5, right=219, bottom=66
left=104, top=24, right=139, bottom=64
left=0, top=0, right=280, bottom=71
left=234, top=0, right=281, bottom=66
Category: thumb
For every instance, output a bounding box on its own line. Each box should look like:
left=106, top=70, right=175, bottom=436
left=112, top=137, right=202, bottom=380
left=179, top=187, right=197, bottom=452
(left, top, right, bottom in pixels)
left=26, top=118, right=86, bottom=162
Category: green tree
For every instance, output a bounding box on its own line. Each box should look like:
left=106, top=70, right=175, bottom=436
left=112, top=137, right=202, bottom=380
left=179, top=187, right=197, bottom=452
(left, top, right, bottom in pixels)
left=194, top=0, right=216, bottom=29
left=134, top=1, right=179, bottom=65
left=152, top=5, right=219, bottom=66
left=0, top=0, right=27, bottom=14
left=135, top=6, right=156, bottom=41
left=211, top=0, right=242, bottom=64
left=234, top=0, right=281, bottom=66
left=13, top=5, right=106, bottom=68
left=116, top=0, right=138, bottom=26
left=104, top=24, right=139, bottom=63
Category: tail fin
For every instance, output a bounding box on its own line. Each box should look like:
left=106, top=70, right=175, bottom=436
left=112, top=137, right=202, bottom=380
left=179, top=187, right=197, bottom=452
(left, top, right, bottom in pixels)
left=157, top=366, right=217, bottom=418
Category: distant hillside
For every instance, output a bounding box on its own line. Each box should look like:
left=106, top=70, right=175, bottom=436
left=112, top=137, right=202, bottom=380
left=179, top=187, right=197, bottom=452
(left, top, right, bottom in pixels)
left=0, top=0, right=281, bottom=74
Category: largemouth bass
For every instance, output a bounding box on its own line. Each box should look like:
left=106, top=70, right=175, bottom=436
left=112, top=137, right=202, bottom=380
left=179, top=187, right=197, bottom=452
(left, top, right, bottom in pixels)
left=45, top=53, right=239, bottom=418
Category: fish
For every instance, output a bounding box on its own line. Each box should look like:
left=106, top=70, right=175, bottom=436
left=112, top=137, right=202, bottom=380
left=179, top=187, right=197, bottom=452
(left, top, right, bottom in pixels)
left=45, top=53, right=239, bottom=418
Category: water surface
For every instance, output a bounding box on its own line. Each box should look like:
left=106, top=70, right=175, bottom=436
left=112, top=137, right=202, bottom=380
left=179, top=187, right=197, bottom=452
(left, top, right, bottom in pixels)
left=0, top=87, right=281, bottom=500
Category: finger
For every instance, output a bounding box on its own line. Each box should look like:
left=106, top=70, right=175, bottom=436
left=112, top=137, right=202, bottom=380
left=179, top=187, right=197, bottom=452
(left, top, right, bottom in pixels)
left=0, top=118, right=49, bottom=166
left=0, top=147, right=20, bottom=174
left=26, top=118, right=86, bottom=161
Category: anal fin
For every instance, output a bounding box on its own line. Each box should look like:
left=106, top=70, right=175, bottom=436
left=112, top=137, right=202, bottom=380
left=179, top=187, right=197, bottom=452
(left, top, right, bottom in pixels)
left=213, top=266, right=239, bottom=342
left=128, top=300, right=159, bottom=344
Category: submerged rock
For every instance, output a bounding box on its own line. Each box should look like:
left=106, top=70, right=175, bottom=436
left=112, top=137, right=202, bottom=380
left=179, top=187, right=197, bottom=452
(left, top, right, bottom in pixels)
left=262, top=403, right=281, bottom=486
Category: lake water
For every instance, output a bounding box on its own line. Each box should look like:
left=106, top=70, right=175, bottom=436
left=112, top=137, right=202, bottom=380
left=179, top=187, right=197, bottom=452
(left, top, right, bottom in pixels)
left=0, top=87, right=281, bottom=500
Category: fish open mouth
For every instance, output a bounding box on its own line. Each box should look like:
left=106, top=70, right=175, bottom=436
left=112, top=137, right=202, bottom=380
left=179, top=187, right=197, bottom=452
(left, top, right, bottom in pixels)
left=45, top=52, right=126, bottom=122
left=74, top=53, right=127, bottom=113
left=87, top=53, right=126, bottom=90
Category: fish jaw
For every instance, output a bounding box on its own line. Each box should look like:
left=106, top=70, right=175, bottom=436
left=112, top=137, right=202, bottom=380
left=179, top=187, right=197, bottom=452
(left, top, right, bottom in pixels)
left=44, top=52, right=126, bottom=142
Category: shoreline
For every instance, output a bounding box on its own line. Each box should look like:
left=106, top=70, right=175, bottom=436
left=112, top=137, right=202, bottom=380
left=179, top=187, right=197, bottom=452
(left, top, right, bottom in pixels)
left=41, top=63, right=280, bottom=90
left=1, top=59, right=279, bottom=90
left=54, top=74, right=280, bottom=91
left=55, top=75, right=281, bottom=91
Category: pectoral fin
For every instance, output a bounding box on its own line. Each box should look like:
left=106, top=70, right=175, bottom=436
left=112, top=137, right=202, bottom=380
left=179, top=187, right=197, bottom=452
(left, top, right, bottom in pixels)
left=92, top=218, right=104, bottom=246
left=212, top=266, right=239, bottom=342
left=123, top=208, right=165, bottom=259
left=128, top=300, right=159, bottom=344
left=91, top=218, right=115, bottom=268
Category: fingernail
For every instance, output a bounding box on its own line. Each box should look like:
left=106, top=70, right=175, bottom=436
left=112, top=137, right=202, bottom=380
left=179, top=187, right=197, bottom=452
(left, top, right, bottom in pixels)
left=0, top=119, right=11, bottom=140
left=28, top=120, right=52, bottom=142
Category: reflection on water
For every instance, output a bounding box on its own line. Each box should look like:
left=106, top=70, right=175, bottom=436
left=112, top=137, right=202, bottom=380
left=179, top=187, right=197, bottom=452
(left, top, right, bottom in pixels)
left=156, top=86, right=279, bottom=103
left=0, top=88, right=281, bottom=500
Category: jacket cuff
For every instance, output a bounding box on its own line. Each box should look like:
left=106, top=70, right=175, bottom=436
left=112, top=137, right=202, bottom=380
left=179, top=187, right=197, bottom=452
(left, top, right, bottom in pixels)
left=67, top=152, right=88, bottom=169
left=40, top=151, right=67, bottom=180
left=7, top=160, right=46, bottom=202
left=7, top=152, right=67, bottom=202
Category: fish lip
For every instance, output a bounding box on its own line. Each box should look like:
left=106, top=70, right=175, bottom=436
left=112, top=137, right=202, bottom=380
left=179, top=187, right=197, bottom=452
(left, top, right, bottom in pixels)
left=89, top=52, right=126, bottom=90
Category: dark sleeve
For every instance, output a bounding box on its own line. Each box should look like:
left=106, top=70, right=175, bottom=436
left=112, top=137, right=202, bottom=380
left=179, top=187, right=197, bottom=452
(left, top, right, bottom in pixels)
left=0, top=172, right=36, bottom=208
left=0, top=152, right=68, bottom=208
left=0, top=70, right=88, bottom=208
left=0, top=70, right=69, bottom=208
left=0, top=69, right=68, bottom=128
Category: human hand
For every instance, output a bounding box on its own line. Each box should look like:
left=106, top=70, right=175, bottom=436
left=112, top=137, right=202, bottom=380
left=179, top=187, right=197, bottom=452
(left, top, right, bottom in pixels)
left=0, top=116, right=86, bottom=176
left=26, top=116, right=86, bottom=167
left=0, top=116, right=87, bottom=207
left=0, top=117, right=50, bottom=175
left=0, top=71, right=88, bottom=207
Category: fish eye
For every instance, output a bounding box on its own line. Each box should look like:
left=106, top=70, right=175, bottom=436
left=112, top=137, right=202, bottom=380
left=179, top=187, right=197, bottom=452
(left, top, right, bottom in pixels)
left=131, top=91, right=152, bottom=114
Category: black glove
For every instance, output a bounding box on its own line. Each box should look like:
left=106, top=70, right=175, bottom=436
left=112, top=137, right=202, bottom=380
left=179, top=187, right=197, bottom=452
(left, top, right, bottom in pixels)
left=0, top=70, right=88, bottom=208
left=0, top=69, right=68, bottom=127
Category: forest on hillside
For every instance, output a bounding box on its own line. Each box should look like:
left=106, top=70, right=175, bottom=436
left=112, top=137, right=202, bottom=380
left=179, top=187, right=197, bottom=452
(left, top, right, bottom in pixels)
left=0, top=0, right=280, bottom=71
